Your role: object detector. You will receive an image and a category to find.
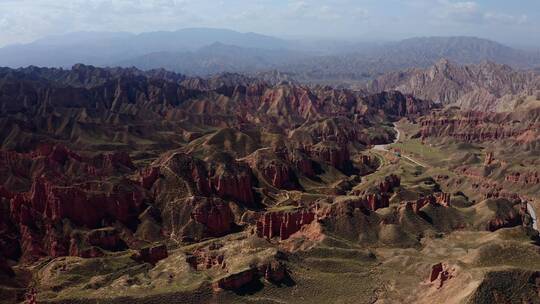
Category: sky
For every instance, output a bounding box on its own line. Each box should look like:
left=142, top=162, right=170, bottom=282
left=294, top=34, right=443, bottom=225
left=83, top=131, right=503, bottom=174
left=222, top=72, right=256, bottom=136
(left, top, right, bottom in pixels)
left=0, top=0, right=539, bottom=47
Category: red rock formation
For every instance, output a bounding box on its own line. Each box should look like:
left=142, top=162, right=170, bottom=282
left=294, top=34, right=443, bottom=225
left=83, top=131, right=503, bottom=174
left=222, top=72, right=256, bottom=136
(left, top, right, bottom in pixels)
left=407, top=192, right=451, bottom=214
left=140, top=167, right=161, bottom=190
left=484, top=152, right=494, bottom=166
left=133, top=244, right=168, bottom=265
left=155, top=152, right=254, bottom=206
left=213, top=269, right=256, bottom=291
left=430, top=263, right=443, bottom=282
left=419, top=110, right=540, bottom=147
left=11, top=179, right=144, bottom=228
left=259, top=261, right=287, bottom=283
left=486, top=201, right=526, bottom=232
left=69, top=245, right=104, bottom=259
left=429, top=262, right=453, bottom=288
left=505, top=171, right=540, bottom=185
left=8, top=178, right=145, bottom=261
left=210, top=168, right=254, bottom=205
left=308, top=142, right=350, bottom=171
left=435, top=192, right=451, bottom=207
left=379, top=174, right=401, bottom=193
left=211, top=261, right=288, bottom=291
left=262, top=161, right=294, bottom=189
left=0, top=186, right=14, bottom=200
left=284, top=147, right=316, bottom=178
left=187, top=248, right=226, bottom=271
left=190, top=197, right=234, bottom=237
left=256, top=209, right=316, bottom=241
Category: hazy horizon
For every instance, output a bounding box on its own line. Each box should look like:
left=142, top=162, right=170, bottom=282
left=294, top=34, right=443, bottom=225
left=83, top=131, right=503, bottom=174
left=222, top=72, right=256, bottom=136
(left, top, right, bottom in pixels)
left=1, top=0, right=539, bottom=48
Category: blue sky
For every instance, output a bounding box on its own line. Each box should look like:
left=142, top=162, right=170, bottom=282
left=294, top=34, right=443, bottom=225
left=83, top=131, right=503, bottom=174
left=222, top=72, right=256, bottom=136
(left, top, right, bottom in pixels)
left=0, top=0, right=538, bottom=47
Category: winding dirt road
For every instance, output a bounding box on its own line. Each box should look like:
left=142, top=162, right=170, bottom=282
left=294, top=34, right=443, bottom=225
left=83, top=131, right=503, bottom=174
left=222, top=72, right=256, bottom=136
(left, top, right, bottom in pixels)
left=372, top=124, right=426, bottom=168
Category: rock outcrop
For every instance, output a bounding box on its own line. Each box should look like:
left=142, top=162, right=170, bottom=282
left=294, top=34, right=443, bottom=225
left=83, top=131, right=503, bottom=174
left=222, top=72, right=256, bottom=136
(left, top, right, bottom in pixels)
left=256, top=209, right=316, bottom=241
left=154, top=152, right=255, bottom=207
left=308, top=141, right=351, bottom=172
left=7, top=176, right=146, bottom=261
left=190, top=197, right=235, bottom=237
left=419, top=109, right=540, bottom=150
left=505, top=171, right=540, bottom=185
left=406, top=192, right=452, bottom=214
left=486, top=200, right=527, bottom=232
left=132, top=244, right=168, bottom=265
left=212, top=261, right=288, bottom=291
left=429, top=262, right=453, bottom=288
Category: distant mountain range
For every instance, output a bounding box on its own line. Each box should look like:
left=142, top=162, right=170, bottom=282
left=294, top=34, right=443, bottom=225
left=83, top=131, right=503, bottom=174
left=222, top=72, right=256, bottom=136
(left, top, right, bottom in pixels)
left=0, top=28, right=291, bottom=68
left=0, top=29, right=539, bottom=82
left=115, top=42, right=308, bottom=76
left=366, top=58, right=540, bottom=112
left=282, top=36, right=540, bottom=84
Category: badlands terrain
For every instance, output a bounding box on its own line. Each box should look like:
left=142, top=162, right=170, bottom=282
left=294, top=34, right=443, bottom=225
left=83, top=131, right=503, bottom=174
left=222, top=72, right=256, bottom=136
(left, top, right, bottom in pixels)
left=0, top=59, right=539, bottom=304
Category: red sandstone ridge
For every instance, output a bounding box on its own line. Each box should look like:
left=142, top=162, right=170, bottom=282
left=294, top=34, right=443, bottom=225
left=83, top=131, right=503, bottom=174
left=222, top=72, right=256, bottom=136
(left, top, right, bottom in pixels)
left=484, top=152, right=494, bottom=166
left=405, top=192, right=451, bottom=214
left=256, top=209, right=316, bottom=241
left=9, top=178, right=146, bottom=261
left=187, top=247, right=226, bottom=271
left=154, top=152, right=255, bottom=206
left=0, top=144, right=137, bottom=191
left=140, top=167, right=161, bottom=190
left=190, top=197, right=235, bottom=237
left=213, top=269, right=257, bottom=291
left=320, top=194, right=392, bottom=220
left=429, top=262, right=453, bottom=289
left=505, top=171, right=540, bottom=185
left=210, top=164, right=254, bottom=206
left=378, top=174, right=401, bottom=193
left=286, top=148, right=316, bottom=177
left=245, top=149, right=300, bottom=190
left=308, top=141, right=350, bottom=171
left=486, top=200, right=527, bottom=232
left=212, top=261, right=288, bottom=291
left=419, top=108, right=540, bottom=148
left=159, top=196, right=236, bottom=242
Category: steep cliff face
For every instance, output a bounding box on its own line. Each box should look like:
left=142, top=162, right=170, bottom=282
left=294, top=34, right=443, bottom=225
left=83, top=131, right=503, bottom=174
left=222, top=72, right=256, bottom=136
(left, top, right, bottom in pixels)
left=9, top=178, right=146, bottom=261
left=405, top=192, right=452, bottom=214
left=419, top=108, right=540, bottom=150
left=0, top=144, right=152, bottom=262
left=244, top=148, right=301, bottom=190
left=256, top=209, right=316, bottom=240
left=486, top=200, right=527, bottom=232
left=0, top=144, right=137, bottom=191
left=153, top=152, right=255, bottom=207
left=190, top=197, right=235, bottom=237
left=505, top=171, right=540, bottom=185
left=132, top=244, right=168, bottom=265
left=159, top=196, right=236, bottom=242
left=308, top=141, right=351, bottom=172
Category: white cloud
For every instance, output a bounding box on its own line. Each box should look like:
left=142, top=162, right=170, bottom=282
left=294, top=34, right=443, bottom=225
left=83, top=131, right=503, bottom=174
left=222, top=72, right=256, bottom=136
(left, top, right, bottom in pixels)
left=436, top=0, right=482, bottom=23
left=484, top=12, right=528, bottom=25
left=0, top=0, right=536, bottom=46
